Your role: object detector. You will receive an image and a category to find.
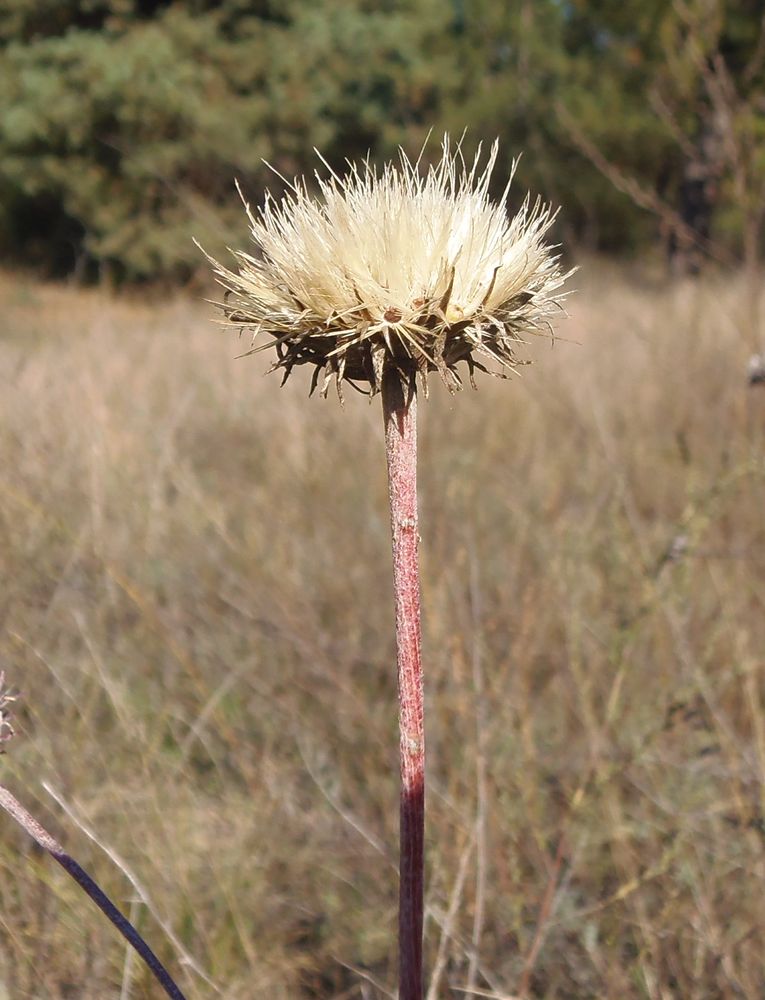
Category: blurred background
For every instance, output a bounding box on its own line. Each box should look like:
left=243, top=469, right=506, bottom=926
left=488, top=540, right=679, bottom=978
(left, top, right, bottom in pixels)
left=0, top=0, right=763, bottom=283
left=1, top=2, right=765, bottom=999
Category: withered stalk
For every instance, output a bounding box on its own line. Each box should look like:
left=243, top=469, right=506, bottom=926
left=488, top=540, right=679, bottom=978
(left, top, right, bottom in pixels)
left=382, top=370, right=425, bottom=1000
left=0, top=785, right=187, bottom=1000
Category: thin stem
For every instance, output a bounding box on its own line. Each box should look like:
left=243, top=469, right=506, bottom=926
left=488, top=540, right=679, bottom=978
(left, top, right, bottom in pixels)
left=382, top=370, right=424, bottom=1000
left=467, top=550, right=488, bottom=992
left=0, top=784, right=187, bottom=1000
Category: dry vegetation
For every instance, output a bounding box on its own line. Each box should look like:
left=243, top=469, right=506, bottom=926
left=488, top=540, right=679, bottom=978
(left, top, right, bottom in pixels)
left=1, top=262, right=764, bottom=999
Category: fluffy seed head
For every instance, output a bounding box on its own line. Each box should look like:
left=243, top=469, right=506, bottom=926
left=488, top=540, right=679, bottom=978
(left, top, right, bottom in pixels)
left=202, top=136, right=571, bottom=398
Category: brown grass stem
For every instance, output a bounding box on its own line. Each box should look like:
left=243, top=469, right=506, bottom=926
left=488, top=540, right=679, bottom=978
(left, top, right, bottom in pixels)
left=0, top=785, right=187, bottom=1000
left=383, top=370, right=425, bottom=1000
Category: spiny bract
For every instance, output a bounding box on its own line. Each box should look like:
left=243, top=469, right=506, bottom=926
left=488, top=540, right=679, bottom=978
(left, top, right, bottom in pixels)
left=202, top=136, right=570, bottom=399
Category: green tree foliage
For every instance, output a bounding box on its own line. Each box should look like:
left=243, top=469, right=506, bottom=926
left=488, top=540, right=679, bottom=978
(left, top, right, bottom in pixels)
left=0, top=0, right=763, bottom=282
left=0, top=2, right=278, bottom=279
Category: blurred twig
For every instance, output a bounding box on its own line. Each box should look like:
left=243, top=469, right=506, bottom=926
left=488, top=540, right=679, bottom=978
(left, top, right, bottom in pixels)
left=42, top=781, right=221, bottom=994
left=0, top=785, right=187, bottom=1000
left=516, top=833, right=567, bottom=998
left=554, top=102, right=735, bottom=267
left=426, top=828, right=476, bottom=1000
left=466, top=549, right=489, bottom=994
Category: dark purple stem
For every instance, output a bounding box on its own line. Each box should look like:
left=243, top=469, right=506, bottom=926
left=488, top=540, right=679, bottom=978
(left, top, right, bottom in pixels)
left=383, top=371, right=424, bottom=1000
left=0, top=784, right=187, bottom=1000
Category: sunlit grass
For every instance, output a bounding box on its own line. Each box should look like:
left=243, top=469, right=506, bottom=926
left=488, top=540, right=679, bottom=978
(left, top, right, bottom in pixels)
left=1, top=262, right=764, bottom=998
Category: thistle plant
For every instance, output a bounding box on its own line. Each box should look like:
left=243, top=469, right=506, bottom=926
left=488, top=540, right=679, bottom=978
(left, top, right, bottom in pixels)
left=203, top=136, right=570, bottom=1000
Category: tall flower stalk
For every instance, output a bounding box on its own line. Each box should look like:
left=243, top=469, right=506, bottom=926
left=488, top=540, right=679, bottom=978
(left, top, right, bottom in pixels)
left=383, top=371, right=424, bottom=998
left=202, top=136, right=570, bottom=999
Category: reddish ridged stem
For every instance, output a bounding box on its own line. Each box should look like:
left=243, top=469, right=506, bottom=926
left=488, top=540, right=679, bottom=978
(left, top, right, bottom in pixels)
left=383, top=371, right=424, bottom=1000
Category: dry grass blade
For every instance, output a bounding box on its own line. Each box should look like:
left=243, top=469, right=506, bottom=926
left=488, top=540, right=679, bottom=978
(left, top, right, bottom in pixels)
left=0, top=786, right=187, bottom=1000
left=451, top=988, right=523, bottom=1000
left=42, top=781, right=220, bottom=993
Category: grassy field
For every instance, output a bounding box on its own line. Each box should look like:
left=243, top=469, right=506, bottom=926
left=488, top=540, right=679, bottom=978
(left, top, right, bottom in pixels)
left=1, top=262, right=764, bottom=999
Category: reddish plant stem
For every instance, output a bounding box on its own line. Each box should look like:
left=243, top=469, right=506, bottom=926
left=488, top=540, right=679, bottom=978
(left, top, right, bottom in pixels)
left=382, top=371, right=424, bottom=1000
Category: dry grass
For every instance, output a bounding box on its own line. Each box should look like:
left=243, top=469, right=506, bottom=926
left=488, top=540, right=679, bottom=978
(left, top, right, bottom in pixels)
left=0, top=261, right=764, bottom=999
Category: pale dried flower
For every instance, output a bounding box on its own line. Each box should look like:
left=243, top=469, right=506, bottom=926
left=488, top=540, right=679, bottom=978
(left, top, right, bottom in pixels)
left=202, top=136, right=571, bottom=398
left=0, top=671, right=17, bottom=752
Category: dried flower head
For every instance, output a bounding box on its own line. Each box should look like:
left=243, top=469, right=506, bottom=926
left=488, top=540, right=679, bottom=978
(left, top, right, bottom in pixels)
left=202, top=136, right=570, bottom=398
left=0, top=672, right=17, bottom=752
